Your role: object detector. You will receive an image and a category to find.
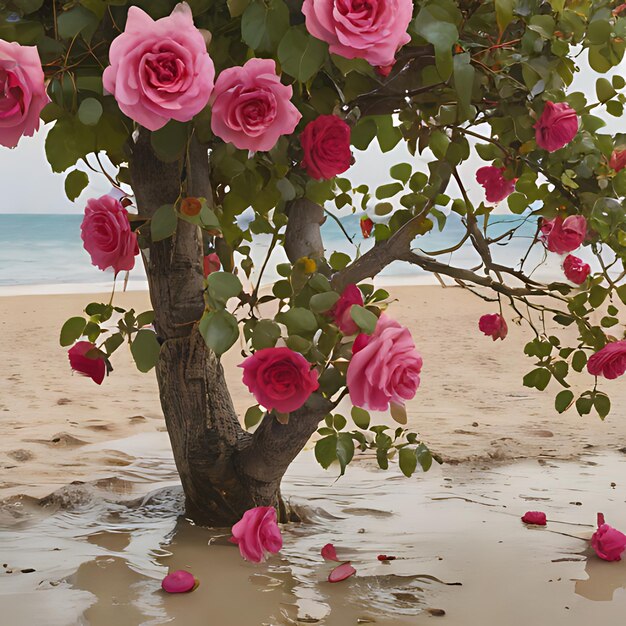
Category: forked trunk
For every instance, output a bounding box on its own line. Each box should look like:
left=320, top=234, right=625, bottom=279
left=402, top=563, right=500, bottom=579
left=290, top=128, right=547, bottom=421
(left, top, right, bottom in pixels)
left=129, top=132, right=329, bottom=526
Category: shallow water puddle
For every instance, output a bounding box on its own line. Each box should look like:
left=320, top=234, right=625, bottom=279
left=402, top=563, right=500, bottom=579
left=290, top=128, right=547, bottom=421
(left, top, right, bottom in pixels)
left=1, top=433, right=626, bottom=625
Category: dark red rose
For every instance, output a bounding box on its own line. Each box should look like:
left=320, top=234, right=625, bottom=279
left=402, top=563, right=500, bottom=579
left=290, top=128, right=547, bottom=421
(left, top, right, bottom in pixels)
left=300, top=115, right=352, bottom=180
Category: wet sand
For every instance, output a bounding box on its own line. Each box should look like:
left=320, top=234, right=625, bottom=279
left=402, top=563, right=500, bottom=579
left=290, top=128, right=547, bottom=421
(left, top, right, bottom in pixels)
left=2, top=285, right=626, bottom=625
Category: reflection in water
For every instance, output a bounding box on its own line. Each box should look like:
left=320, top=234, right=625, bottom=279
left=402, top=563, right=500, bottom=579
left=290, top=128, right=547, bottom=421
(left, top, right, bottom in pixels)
left=2, top=437, right=626, bottom=625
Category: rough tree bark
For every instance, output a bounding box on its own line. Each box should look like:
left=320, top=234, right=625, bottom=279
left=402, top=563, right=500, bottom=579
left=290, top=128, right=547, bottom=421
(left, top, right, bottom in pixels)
left=129, top=132, right=329, bottom=526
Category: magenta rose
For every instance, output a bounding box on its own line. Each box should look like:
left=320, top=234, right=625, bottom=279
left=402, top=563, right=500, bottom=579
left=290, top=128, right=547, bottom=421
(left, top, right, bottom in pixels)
left=592, top=513, right=626, bottom=561
left=610, top=148, right=626, bottom=172
left=203, top=252, right=221, bottom=278
left=563, top=254, right=590, bottom=284
left=478, top=313, right=508, bottom=341
left=330, top=284, right=363, bottom=335
left=302, top=0, right=413, bottom=67
left=231, top=506, right=283, bottom=563
left=0, top=40, right=49, bottom=148
left=301, top=115, right=352, bottom=180
left=103, top=4, right=215, bottom=131
left=240, top=346, right=319, bottom=413
left=540, top=215, right=587, bottom=255
left=68, top=341, right=106, bottom=385
left=521, top=511, right=547, bottom=526
left=347, top=314, right=422, bottom=411
left=587, top=340, right=626, bottom=380
left=210, top=58, right=301, bottom=153
left=81, top=195, right=139, bottom=274
left=534, top=101, right=578, bottom=152
left=476, top=166, right=516, bottom=203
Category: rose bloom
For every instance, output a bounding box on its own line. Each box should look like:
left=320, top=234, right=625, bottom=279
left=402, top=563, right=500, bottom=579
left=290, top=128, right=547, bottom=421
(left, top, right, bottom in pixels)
left=302, top=0, right=413, bottom=67
left=68, top=342, right=106, bottom=385
left=360, top=217, right=374, bottom=238
left=540, top=215, right=587, bottom=255
left=240, top=347, right=319, bottom=413
left=587, top=340, right=626, bottom=380
left=592, top=513, right=626, bottom=561
left=478, top=313, right=508, bottom=341
left=210, top=58, right=301, bottom=152
left=534, top=101, right=579, bottom=152
left=347, top=314, right=422, bottom=411
left=330, top=284, right=363, bottom=335
left=301, top=115, right=352, bottom=180
left=103, top=4, right=215, bottom=131
left=231, top=506, right=283, bottom=563
left=476, top=166, right=516, bottom=203
left=0, top=40, right=49, bottom=148
left=81, top=195, right=139, bottom=274
left=563, top=254, right=590, bottom=285
left=203, top=252, right=221, bottom=277
left=610, top=148, right=626, bottom=172
left=521, top=511, right=547, bottom=525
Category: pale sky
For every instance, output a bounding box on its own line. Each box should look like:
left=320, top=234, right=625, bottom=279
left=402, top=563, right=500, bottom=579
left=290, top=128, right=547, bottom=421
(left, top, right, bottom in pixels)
left=0, top=52, right=621, bottom=215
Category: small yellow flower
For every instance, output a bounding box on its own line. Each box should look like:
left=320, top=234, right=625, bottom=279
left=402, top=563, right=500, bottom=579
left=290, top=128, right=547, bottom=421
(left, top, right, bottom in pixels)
left=296, top=257, right=317, bottom=274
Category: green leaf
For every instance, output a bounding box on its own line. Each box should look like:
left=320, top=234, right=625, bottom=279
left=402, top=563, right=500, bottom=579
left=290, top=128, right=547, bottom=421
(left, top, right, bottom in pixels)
left=251, top=319, right=281, bottom=349
left=329, top=251, right=351, bottom=270
left=576, top=396, right=593, bottom=416
left=206, top=272, right=242, bottom=307
left=336, top=433, right=355, bottom=476
left=399, top=447, right=417, bottom=477
left=376, top=182, right=403, bottom=199
left=150, top=121, right=188, bottom=163
left=351, top=406, right=370, bottom=429
left=278, top=26, right=328, bottom=82
left=228, top=0, right=250, bottom=16
left=413, top=7, right=458, bottom=80
left=277, top=307, right=318, bottom=335
left=57, top=6, right=99, bottom=41
left=416, top=443, right=433, bottom=472
left=453, top=53, right=475, bottom=115
left=390, top=163, right=412, bottom=184
left=130, top=329, right=161, bottom=373
left=136, top=311, right=155, bottom=328
left=151, top=204, right=177, bottom=242
left=555, top=389, right=574, bottom=414
left=315, top=435, right=337, bottom=469
left=14, top=0, right=45, bottom=13
left=390, top=401, right=407, bottom=425
left=199, top=310, right=239, bottom=356
left=64, top=170, right=89, bottom=202
left=241, top=0, right=289, bottom=52
left=244, top=405, right=264, bottom=429
left=596, top=77, right=617, bottom=103
left=60, top=317, right=87, bottom=347
left=594, top=393, right=611, bottom=419
left=495, top=0, right=515, bottom=34
left=310, top=291, right=340, bottom=314
left=77, top=98, right=103, bottom=126
left=350, top=306, right=378, bottom=334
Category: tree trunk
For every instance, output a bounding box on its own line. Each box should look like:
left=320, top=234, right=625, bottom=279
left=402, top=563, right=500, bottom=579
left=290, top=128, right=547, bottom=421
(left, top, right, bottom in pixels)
left=129, top=132, right=329, bottom=526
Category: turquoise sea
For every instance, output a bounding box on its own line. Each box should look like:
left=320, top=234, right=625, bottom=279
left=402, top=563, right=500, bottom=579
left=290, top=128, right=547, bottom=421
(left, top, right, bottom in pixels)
left=0, top=212, right=563, bottom=292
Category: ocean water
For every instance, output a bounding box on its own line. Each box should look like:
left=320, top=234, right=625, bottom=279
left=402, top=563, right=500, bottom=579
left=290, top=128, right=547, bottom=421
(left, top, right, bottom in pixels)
left=0, top=212, right=564, bottom=293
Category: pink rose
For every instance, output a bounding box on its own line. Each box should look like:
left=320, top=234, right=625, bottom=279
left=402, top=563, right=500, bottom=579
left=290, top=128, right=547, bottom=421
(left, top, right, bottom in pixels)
left=610, top=148, right=626, bottom=172
left=240, top=347, right=319, bottom=413
left=302, top=0, right=413, bottom=67
left=563, top=254, right=590, bottom=284
left=478, top=314, right=508, bottom=341
left=68, top=341, right=106, bottom=385
left=534, top=101, right=579, bottom=152
left=231, top=506, right=283, bottom=563
left=210, top=58, right=301, bottom=152
left=347, top=314, right=422, bottom=411
left=540, top=215, right=587, bottom=255
left=0, top=40, right=49, bottom=148
left=300, top=115, right=352, bottom=180
left=591, top=513, right=626, bottom=561
left=476, top=166, right=516, bottom=203
left=102, top=4, right=215, bottom=131
left=161, top=570, right=197, bottom=593
left=522, top=511, right=547, bottom=525
left=81, top=195, right=139, bottom=274
left=330, top=284, right=363, bottom=335
left=203, top=252, right=221, bottom=277
left=587, top=340, right=626, bottom=380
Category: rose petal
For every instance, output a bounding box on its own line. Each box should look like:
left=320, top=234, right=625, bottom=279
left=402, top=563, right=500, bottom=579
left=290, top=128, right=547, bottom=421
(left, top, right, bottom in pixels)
left=321, top=543, right=340, bottom=562
left=161, top=570, right=197, bottom=593
left=328, top=562, right=356, bottom=583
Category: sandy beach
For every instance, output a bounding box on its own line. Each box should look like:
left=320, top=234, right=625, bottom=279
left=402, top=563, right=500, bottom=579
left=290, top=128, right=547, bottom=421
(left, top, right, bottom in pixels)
left=2, top=284, right=626, bottom=625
